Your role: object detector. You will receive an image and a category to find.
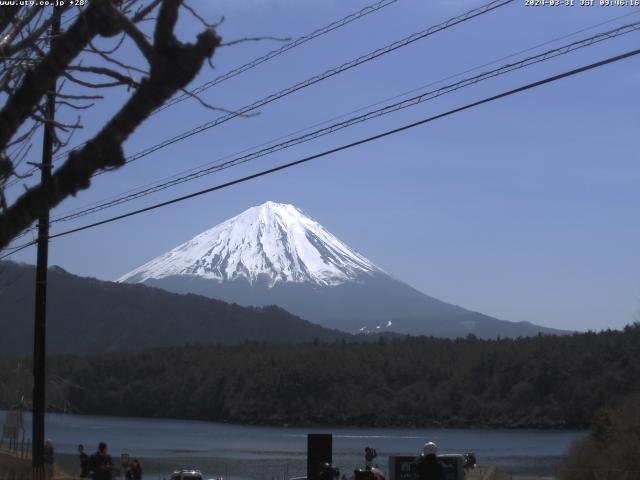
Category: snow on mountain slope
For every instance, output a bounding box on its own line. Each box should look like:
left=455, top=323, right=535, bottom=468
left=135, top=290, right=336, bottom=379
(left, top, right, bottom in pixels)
left=118, top=202, right=383, bottom=287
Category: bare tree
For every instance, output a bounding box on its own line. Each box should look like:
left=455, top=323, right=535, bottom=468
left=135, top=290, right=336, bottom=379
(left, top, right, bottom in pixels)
left=0, top=0, right=221, bottom=250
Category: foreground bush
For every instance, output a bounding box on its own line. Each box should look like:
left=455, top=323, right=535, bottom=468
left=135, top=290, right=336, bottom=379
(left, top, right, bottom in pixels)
left=558, top=395, right=640, bottom=480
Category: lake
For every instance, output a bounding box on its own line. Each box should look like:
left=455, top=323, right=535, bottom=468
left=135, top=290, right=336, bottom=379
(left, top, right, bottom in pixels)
left=0, top=411, right=586, bottom=479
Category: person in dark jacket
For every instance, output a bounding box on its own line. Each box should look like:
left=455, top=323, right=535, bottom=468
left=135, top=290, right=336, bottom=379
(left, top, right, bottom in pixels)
left=90, top=442, right=114, bottom=480
left=364, top=446, right=377, bottom=467
left=43, top=439, right=54, bottom=480
left=414, top=442, right=443, bottom=480
left=78, top=444, right=90, bottom=478
left=127, top=458, right=142, bottom=480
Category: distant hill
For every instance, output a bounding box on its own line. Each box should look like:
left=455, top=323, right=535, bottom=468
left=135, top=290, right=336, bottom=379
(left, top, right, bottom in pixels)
left=0, top=261, right=348, bottom=355
left=120, top=201, right=568, bottom=338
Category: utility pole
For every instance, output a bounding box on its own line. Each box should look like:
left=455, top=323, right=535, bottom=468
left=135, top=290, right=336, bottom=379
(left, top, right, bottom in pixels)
left=32, top=9, right=59, bottom=480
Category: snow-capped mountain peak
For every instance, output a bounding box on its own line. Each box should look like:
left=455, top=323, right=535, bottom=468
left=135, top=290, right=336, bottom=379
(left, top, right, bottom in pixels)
left=118, top=201, right=383, bottom=287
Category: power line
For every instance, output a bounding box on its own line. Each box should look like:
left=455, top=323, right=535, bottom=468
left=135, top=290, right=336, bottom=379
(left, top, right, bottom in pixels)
left=0, top=241, right=34, bottom=257
left=28, top=5, right=638, bottom=188
left=36, top=21, right=640, bottom=227
left=45, top=9, right=640, bottom=224
left=4, top=0, right=514, bottom=241
left=101, top=0, right=515, bottom=171
left=4, top=0, right=507, bottom=192
left=156, top=0, right=400, bottom=113
left=2, top=46, right=638, bottom=259
left=21, top=0, right=400, bottom=174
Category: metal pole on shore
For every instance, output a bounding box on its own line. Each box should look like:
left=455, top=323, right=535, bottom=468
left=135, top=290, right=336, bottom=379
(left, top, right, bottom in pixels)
left=32, top=8, right=59, bottom=480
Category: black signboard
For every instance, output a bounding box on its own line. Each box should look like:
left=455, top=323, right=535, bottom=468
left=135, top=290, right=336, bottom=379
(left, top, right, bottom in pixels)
left=388, top=455, right=464, bottom=480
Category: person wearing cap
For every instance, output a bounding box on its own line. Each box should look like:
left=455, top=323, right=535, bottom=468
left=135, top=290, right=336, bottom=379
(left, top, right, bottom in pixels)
left=415, top=442, right=443, bottom=480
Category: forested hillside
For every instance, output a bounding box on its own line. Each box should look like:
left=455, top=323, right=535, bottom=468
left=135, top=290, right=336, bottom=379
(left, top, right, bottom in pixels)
left=1, top=325, right=638, bottom=429
left=0, top=261, right=348, bottom=354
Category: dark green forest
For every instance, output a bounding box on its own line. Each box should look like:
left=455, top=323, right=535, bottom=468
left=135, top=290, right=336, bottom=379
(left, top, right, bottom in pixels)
left=1, top=325, right=639, bottom=429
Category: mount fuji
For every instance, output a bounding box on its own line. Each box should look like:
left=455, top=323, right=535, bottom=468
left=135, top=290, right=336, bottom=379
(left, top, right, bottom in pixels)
left=119, top=202, right=563, bottom=338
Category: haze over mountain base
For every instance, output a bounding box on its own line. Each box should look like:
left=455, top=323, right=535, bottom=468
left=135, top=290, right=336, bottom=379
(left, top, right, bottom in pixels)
left=144, top=273, right=564, bottom=338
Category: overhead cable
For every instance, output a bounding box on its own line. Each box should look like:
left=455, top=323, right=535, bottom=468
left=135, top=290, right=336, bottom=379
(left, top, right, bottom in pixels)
left=41, top=21, right=640, bottom=226
left=2, top=46, right=638, bottom=259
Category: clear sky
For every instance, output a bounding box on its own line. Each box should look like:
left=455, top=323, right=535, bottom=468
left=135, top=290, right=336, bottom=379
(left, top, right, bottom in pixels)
left=4, top=0, right=640, bottom=332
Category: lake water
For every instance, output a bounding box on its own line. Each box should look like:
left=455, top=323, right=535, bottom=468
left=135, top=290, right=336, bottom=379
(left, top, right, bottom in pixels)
left=0, top=411, right=586, bottom=479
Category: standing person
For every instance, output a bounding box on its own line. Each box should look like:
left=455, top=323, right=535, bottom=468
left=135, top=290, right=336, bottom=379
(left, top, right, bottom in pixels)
left=90, top=442, right=114, bottom=480
left=78, top=444, right=90, bottom=478
left=43, top=439, right=54, bottom=480
left=129, top=458, right=142, bottom=480
left=364, top=446, right=377, bottom=467
left=414, top=442, right=443, bottom=480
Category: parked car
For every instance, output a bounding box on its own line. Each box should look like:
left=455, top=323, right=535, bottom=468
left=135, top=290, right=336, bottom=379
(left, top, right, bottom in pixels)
left=169, top=469, right=204, bottom=480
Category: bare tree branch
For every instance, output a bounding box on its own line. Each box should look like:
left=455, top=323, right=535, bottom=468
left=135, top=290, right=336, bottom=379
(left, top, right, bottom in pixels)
left=1, top=8, right=62, bottom=60
left=0, top=0, right=221, bottom=249
left=0, top=0, right=124, bottom=150
left=132, top=0, right=163, bottom=22
left=87, top=40, right=149, bottom=75
left=182, top=1, right=220, bottom=29
left=0, top=7, right=42, bottom=54
left=114, top=9, right=159, bottom=65
left=0, top=7, right=21, bottom=37
left=71, top=65, right=139, bottom=87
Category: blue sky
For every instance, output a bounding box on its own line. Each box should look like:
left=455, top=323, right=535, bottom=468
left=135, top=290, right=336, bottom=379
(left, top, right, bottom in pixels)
left=5, top=0, right=640, bottom=331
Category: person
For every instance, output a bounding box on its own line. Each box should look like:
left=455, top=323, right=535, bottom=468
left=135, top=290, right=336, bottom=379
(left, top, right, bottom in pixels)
left=464, top=451, right=477, bottom=469
left=364, top=446, right=377, bottom=467
left=127, top=458, right=142, bottom=480
left=414, top=442, right=443, bottom=480
left=43, top=439, right=54, bottom=480
left=78, top=444, right=90, bottom=478
left=90, top=442, right=114, bottom=480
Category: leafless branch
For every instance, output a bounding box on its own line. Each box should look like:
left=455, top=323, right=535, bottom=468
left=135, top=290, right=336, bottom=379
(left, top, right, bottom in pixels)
left=182, top=2, right=221, bottom=29
left=69, top=65, right=139, bottom=88
left=132, top=0, right=163, bottom=22
left=56, top=99, right=96, bottom=110
left=220, top=35, right=291, bottom=47
left=29, top=111, right=81, bottom=132
left=85, top=41, right=149, bottom=75
left=115, top=9, right=159, bottom=65
left=0, top=7, right=42, bottom=55
left=1, top=8, right=62, bottom=60
left=176, top=86, right=257, bottom=116
left=86, top=33, right=126, bottom=56
left=62, top=69, right=136, bottom=89
left=0, top=0, right=124, bottom=150
left=0, top=0, right=221, bottom=249
left=53, top=91, right=104, bottom=100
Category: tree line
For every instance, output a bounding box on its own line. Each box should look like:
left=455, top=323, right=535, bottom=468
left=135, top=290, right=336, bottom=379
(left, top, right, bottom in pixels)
left=1, top=324, right=639, bottom=429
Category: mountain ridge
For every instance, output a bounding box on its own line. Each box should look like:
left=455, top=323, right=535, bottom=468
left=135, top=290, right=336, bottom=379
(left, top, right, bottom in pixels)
left=0, top=260, right=350, bottom=355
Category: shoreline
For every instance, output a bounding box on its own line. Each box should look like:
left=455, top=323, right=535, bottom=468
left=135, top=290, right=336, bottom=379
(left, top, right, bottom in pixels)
left=53, top=452, right=560, bottom=480
left=1, top=408, right=588, bottom=432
